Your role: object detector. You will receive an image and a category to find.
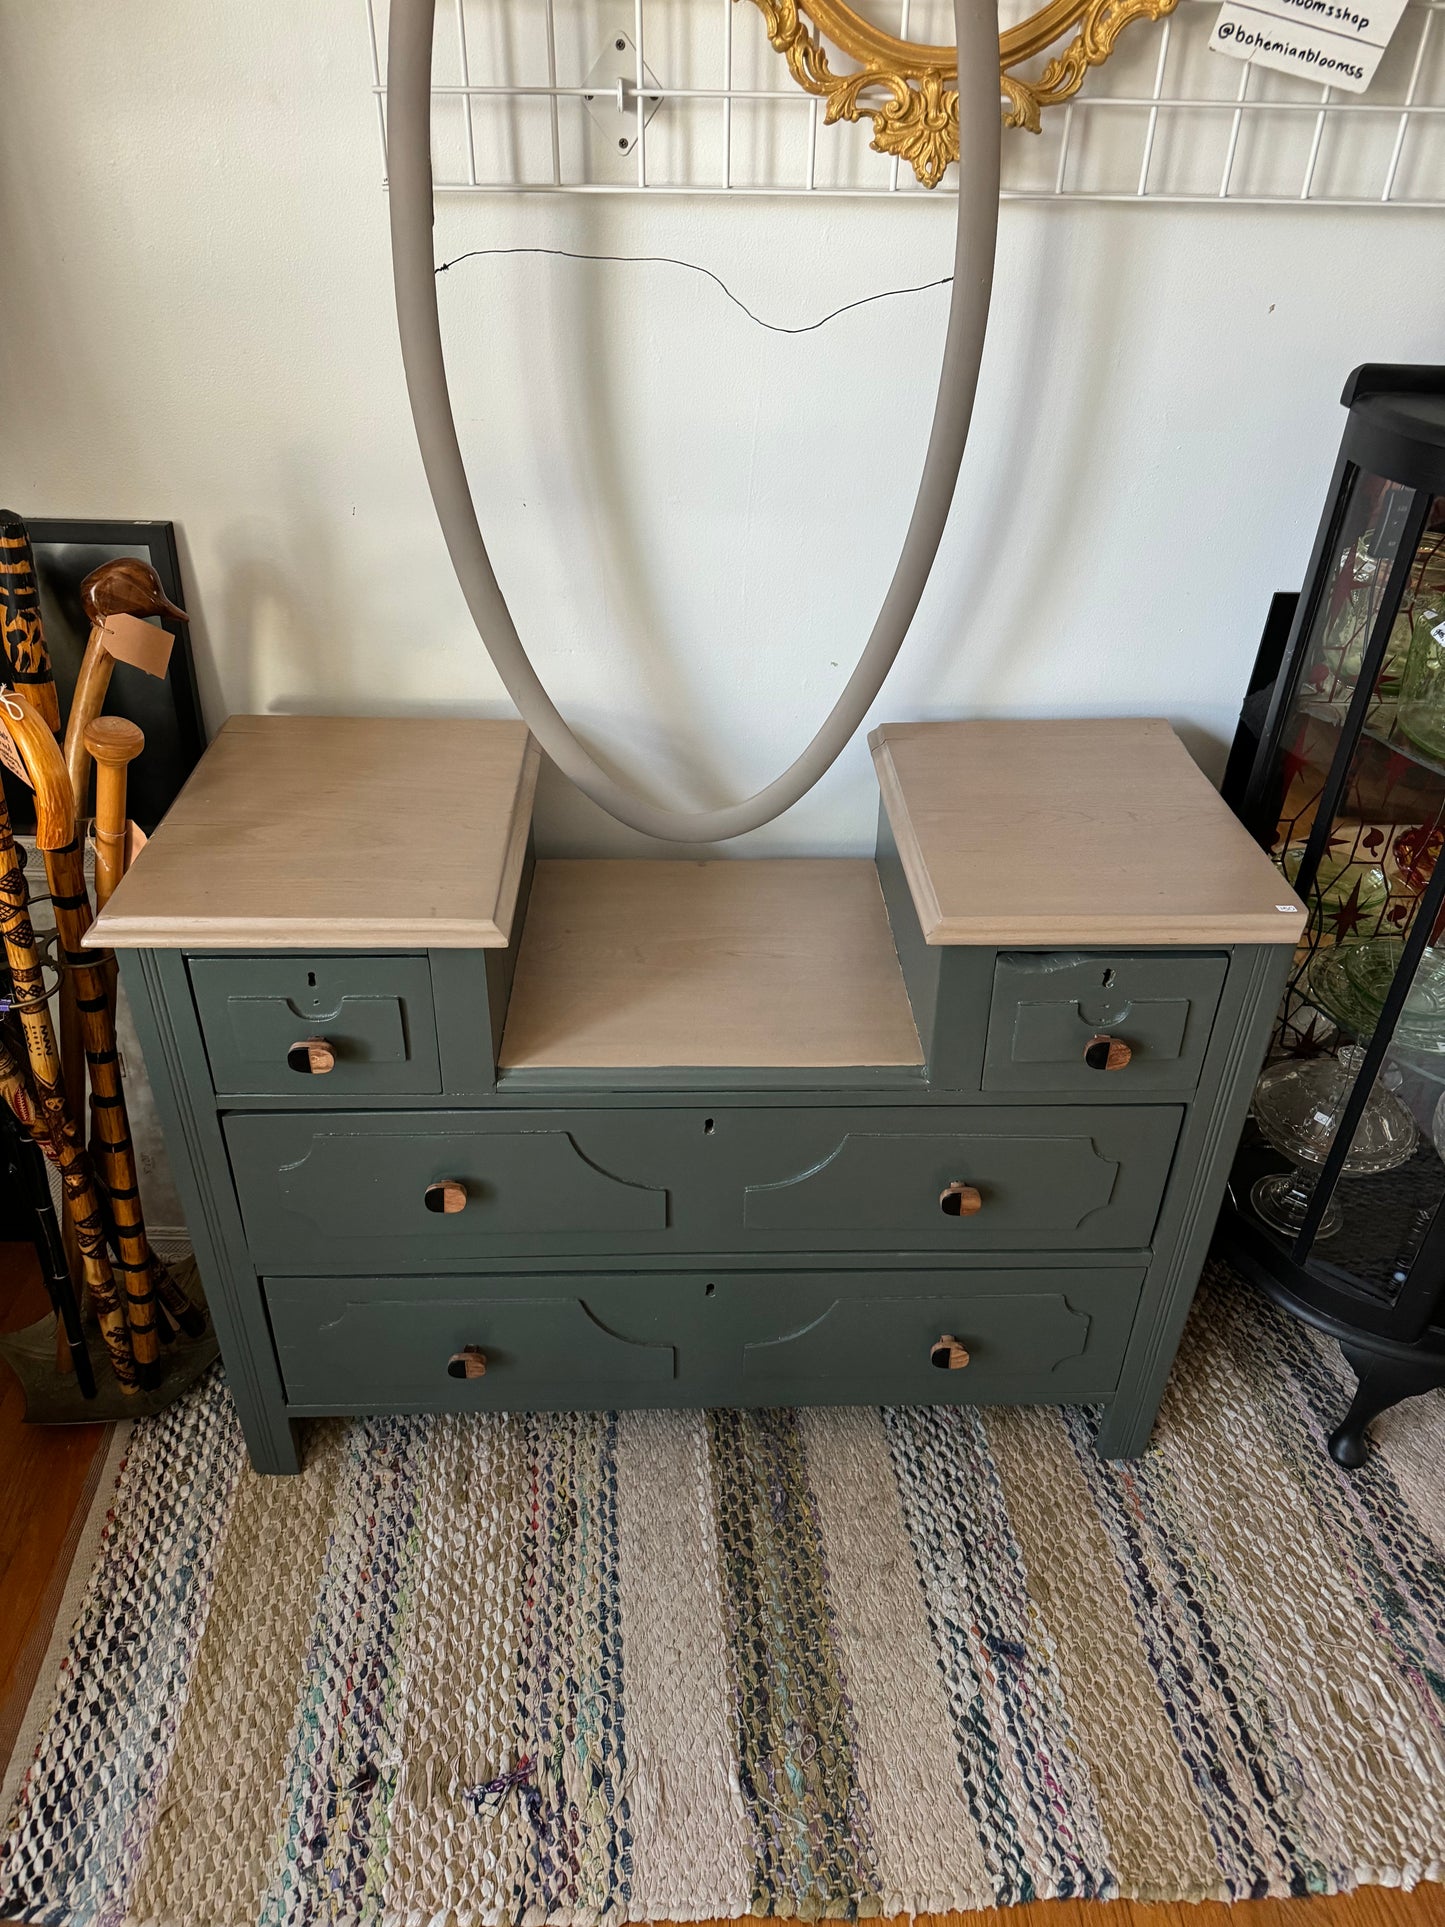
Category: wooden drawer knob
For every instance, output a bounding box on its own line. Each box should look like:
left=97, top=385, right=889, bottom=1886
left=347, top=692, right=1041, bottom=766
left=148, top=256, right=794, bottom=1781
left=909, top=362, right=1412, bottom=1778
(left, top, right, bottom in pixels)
left=286, top=1038, right=336, bottom=1075
left=1084, top=1034, right=1132, bottom=1072
left=424, top=1179, right=468, bottom=1215
left=446, top=1345, right=487, bottom=1379
left=939, top=1181, right=983, bottom=1217
left=930, top=1334, right=971, bottom=1370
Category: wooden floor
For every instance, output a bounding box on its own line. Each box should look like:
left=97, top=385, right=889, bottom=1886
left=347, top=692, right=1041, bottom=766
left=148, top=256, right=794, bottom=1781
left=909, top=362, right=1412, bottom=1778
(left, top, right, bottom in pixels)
left=0, top=1241, right=1440, bottom=1927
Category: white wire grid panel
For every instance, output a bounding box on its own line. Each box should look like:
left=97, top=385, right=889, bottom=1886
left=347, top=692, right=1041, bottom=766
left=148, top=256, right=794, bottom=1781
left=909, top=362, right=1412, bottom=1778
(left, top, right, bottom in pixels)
left=366, top=0, right=1445, bottom=199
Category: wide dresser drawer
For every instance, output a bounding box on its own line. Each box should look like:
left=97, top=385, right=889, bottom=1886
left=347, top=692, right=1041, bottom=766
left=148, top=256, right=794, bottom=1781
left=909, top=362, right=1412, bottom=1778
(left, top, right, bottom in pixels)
left=226, top=1104, right=1182, bottom=1269
left=265, top=1265, right=1147, bottom=1411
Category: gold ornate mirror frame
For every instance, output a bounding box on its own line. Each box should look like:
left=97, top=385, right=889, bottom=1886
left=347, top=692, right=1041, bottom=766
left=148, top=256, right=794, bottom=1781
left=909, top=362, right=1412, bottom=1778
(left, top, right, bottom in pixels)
left=740, top=0, right=1181, bottom=184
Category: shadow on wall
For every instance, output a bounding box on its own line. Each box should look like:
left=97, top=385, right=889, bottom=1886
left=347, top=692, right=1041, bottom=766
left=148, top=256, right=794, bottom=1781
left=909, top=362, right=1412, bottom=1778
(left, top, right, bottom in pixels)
left=543, top=206, right=737, bottom=815
left=903, top=209, right=1136, bottom=712
left=210, top=465, right=358, bottom=717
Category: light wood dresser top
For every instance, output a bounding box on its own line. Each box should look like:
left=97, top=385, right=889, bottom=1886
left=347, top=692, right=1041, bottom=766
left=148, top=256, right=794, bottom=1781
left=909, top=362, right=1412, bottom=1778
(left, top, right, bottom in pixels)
left=91, top=714, right=539, bottom=949
left=871, top=718, right=1305, bottom=947
left=500, top=859, right=924, bottom=1069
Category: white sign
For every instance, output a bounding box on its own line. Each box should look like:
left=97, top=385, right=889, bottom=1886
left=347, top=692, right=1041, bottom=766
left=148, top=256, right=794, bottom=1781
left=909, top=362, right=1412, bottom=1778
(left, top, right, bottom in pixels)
left=1211, top=0, right=1411, bottom=93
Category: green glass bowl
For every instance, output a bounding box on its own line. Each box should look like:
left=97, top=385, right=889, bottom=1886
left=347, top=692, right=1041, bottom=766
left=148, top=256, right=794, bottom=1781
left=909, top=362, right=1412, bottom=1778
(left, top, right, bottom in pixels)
left=1276, top=843, right=1389, bottom=918
left=1306, top=936, right=1445, bottom=1051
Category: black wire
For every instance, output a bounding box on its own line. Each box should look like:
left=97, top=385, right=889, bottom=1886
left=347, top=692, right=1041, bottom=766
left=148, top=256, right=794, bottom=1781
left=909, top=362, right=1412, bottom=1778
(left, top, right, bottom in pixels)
left=435, top=246, right=953, bottom=335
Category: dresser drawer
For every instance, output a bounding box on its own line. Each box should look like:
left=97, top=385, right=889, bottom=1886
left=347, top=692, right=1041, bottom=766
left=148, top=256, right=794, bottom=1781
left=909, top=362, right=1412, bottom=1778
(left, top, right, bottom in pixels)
left=266, top=1265, right=1145, bottom=1411
left=984, top=952, right=1227, bottom=1094
left=189, top=954, right=440, bottom=1097
left=734, top=1106, right=1178, bottom=1245
left=226, top=1104, right=1181, bottom=1270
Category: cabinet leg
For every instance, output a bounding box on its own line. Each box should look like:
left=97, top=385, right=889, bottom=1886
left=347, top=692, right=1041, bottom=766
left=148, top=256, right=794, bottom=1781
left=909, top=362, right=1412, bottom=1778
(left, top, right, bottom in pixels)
left=1329, top=1346, right=1442, bottom=1469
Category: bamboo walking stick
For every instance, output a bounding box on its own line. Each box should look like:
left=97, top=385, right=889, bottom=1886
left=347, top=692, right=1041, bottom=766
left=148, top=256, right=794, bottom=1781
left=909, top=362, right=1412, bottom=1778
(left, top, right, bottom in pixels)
left=0, top=1032, right=97, bottom=1397
left=0, top=511, right=82, bottom=1360
left=1, top=690, right=169, bottom=1385
left=81, top=712, right=206, bottom=1347
left=0, top=731, right=135, bottom=1390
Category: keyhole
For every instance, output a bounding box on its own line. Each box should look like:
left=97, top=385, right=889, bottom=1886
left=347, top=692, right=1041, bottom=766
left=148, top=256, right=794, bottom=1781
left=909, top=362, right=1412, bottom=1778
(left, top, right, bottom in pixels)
left=1101, top=968, right=1115, bottom=989
left=705, top=1282, right=715, bottom=1297
left=703, top=1118, right=715, bottom=1135
left=307, top=971, right=317, bottom=988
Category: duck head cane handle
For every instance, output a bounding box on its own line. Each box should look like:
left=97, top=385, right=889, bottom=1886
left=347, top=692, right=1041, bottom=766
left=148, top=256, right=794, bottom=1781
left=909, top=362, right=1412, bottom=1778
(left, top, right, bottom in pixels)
left=0, top=511, right=60, bottom=732
left=64, top=559, right=185, bottom=815
left=1, top=688, right=170, bottom=1385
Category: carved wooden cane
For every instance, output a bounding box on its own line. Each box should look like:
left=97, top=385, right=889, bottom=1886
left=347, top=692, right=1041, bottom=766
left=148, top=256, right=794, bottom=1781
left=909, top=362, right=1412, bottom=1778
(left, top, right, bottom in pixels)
left=64, top=559, right=185, bottom=816
left=0, top=1025, right=97, bottom=1395
left=0, top=731, right=135, bottom=1389
left=0, top=511, right=82, bottom=1361
left=0, top=512, right=61, bottom=730
left=80, top=713, right=204, bottom=1345
left=1, top=689, right=173, bottom=1384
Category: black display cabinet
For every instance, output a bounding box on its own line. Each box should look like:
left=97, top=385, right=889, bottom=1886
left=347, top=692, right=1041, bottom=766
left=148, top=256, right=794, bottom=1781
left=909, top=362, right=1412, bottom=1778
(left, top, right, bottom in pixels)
left=1221, top=364, right=1445, bottom=1466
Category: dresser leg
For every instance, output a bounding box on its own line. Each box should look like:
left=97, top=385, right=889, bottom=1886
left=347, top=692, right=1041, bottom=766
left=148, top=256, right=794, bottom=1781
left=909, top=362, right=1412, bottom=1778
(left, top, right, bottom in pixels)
left=241, top=1414, right=302, bottom=1477
left=1092, top=1394, right=1158, bottom=1459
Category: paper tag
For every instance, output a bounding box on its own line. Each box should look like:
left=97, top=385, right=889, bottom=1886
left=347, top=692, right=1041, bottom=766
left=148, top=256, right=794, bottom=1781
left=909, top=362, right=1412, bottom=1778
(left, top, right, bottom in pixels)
left=99, top=612, right=173, bottom=679
left=1210, top=0, right=1409, bottom=91
left=0, top=715, right=33, bottom=788
left=1430, top=616, right=1445, bottom=646
left=124, top=820, right=148, bottom=866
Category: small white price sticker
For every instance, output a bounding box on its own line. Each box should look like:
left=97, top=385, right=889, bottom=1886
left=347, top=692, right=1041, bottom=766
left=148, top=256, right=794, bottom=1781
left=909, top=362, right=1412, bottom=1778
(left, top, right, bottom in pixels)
left=1211, top=0, right=1410, bottom=91
left=1430, top=616, right=1445, bottom=646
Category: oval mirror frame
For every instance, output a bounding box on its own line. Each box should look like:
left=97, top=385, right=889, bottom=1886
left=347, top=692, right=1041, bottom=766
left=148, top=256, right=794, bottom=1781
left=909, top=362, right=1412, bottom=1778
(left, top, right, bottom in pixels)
left=740, top=0, right=1181, bottom=184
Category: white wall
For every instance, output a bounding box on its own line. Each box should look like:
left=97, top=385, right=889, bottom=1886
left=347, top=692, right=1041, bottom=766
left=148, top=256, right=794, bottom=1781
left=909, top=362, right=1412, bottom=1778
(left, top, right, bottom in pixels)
left=0, top=3, right=1441, bottom=855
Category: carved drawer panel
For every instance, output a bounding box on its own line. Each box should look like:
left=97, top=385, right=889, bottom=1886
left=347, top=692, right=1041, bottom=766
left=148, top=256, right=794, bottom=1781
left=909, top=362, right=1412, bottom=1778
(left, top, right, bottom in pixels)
left=226, top=1111, right=668, bottom=1270
left=737, top=1108, right=1179, bottom=1246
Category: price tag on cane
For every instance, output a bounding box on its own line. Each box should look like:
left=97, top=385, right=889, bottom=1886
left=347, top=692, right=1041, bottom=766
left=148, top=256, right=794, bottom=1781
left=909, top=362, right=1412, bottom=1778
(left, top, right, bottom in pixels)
left=0, top=691, right=33, bottom=788
left=98, top=613, right=174, bottom=679
left=1210, top=0, right=1410, bottom=91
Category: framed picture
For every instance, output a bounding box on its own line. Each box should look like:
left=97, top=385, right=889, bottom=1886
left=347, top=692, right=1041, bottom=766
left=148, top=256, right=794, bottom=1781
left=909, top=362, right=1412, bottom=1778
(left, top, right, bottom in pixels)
left=1, top=518, right=206, bottom=835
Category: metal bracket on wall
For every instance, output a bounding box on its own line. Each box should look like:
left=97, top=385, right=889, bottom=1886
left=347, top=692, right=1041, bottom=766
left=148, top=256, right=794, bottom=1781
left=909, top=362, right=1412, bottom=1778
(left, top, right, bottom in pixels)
left=583, top=29, right=664, bottom=157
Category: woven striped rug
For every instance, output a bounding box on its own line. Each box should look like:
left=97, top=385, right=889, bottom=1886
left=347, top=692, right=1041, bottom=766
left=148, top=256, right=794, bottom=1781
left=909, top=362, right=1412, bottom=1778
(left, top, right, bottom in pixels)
left=2, top=1268, right=1443, bottom=1927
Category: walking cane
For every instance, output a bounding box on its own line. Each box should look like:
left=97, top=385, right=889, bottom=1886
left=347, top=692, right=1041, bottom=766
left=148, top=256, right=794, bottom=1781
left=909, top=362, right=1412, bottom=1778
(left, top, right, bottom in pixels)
left=0, top=510, right=82, bottom=1364
left=84, top=717, right=145, bottom=913
left=0, top=688, right=166, bottom=1383
left=0, top=1046, right=96, bottom=1397
left=81, top=712, right=205, bottom=1347
left=0, top=709, right=134, bottom=1389
left=0, top=512, right=61, bottom=730
left=64, top=559, right=185, bottom=816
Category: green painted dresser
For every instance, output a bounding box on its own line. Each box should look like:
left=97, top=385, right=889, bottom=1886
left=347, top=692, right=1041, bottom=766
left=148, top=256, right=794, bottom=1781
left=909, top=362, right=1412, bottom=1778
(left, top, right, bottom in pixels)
left=91, top=713, right=1304, bottom=1475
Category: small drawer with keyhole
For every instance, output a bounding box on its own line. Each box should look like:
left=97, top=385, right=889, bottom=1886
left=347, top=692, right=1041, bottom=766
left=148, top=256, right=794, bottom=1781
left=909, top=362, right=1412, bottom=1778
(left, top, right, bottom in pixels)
left=189, top=953, right=441, bottom=1098
left=983, top=951, right=1227, bottom=1095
